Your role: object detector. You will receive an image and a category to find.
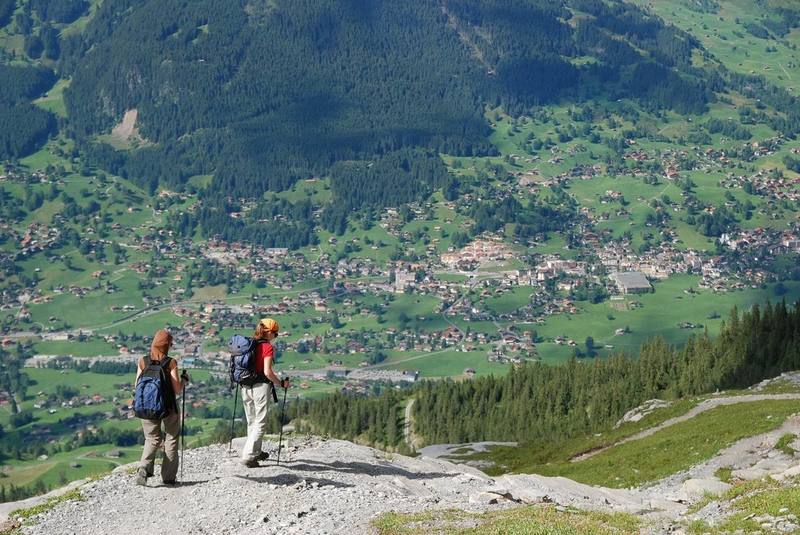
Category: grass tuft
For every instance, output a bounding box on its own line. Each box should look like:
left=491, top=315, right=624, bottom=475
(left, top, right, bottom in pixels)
left=371, top=505, right=640, bottom=534
left=715, top=466, right=733, bottom=483
left=775, top=433, right=796, bottom=456
left=5, top=488, right=83, bottom=532
left=10, top=489, right=83, bottom=520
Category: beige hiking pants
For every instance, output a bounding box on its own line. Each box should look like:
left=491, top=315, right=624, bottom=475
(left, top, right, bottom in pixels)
left=241, top=382, right=270, bottom=461
left=139, top=412, right=180, bottom=482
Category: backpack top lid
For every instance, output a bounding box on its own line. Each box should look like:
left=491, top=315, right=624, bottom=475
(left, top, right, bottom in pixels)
left=228, top=334, right=251, bottom=356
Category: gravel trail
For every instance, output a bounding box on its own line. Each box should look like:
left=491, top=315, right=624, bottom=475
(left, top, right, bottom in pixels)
left=19, top=437, right=498, bottom=535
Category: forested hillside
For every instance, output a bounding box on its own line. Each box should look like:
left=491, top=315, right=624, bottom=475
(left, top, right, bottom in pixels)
left=58, top=0, right=715, bottom=220
left=0, top=64, right=56, bottom=159
left=296, top=299, right=800, bottom=448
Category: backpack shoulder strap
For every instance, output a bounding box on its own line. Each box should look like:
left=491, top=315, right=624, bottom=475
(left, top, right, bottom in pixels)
left=143, top=355, right=151, bottom=367
left=159, top=356, right=172, bottom=369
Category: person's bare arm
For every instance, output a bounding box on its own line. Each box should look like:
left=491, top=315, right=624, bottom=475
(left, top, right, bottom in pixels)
left=169, top=360, right=183, bottom=394
left=264, top=356, right=281, bottom=387
left=265, top=355, right=290, bottom=389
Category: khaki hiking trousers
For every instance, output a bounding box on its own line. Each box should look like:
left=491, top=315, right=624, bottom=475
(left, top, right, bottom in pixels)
left=241, top=382, right=271, bottom=462
left=139, top=412, right=180, bottom=482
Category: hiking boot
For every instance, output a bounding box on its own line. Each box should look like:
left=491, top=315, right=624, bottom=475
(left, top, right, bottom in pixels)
left=135, top=468, right=149, bottom=486
left=162, top=480, right=179, bottom=487
left=242, top=458, right=260, bottom=468
left=255, top=451, right=270, bottom=462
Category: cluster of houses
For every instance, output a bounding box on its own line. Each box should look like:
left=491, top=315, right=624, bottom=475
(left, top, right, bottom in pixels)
left=720, top=170, right=800, bottom=203
left=440, top=236, right=514, bottom=270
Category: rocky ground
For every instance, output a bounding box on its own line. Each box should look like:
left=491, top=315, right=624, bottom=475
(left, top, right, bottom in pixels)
left=10, top=434, right=683, bottom=535
left=7, top=391, right=800, bottom=534
left=15, top=436, right=503, bottom=535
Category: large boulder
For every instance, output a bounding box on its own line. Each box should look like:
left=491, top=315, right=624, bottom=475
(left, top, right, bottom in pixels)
left=680, top=478, right=732, bottom=501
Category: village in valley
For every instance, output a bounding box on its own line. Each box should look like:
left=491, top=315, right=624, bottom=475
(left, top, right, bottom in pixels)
left=3, top=128, right=800, bottom=385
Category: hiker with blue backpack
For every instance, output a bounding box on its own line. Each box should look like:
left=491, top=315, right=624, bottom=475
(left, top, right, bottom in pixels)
left=228, top=318, right=290, bottom=468
left=133, top=329, right=189, bottom=486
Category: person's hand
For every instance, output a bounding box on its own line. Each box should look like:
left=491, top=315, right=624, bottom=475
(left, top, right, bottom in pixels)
left=181, top=370, right=190, bottom=384
left=280, top=378, right=290, bottom=389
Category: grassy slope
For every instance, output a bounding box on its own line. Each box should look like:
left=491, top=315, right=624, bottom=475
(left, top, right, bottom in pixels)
left=372, top=505, right=639, bottom=535
left=474, top=399, right=799, bottom=488
left=632, top=0, right=799, bottom=93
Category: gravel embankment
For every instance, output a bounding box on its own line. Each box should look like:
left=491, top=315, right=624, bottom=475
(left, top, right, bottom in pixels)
left=21, top=436, right=498, bottom=535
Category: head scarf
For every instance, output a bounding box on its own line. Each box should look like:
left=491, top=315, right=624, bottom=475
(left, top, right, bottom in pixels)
left=150, top=329, right=173, bottom=360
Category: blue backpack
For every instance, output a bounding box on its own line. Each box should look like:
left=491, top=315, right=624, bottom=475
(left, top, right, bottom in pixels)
left=228, top=335, right=265, bottom=386
left=134, top=356, right=174, bottom=419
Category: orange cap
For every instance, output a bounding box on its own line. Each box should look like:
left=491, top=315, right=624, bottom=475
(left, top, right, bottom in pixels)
left=259, top=318, right=279, bottom=334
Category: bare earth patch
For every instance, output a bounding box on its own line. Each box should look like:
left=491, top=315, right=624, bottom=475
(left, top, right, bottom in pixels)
left=103, top=109, right=150, bottom=150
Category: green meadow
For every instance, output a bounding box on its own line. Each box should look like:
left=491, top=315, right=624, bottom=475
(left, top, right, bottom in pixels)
left=522, top=276, right=800, bottom=363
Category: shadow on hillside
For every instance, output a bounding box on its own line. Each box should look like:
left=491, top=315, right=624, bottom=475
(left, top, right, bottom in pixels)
left=285, top=460, right=452, bottom=480
left=233, top=473, right=353, bottom=489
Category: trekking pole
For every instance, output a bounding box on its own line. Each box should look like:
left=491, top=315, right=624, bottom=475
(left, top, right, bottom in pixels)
left=180, top=371, right=188, bottom=481
left=228, top=384, right=239, bottom=454
left=276, top=378, right=289, bottom=465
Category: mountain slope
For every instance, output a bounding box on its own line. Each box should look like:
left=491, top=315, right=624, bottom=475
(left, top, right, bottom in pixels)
left=60, top=0, right=712, bottom=199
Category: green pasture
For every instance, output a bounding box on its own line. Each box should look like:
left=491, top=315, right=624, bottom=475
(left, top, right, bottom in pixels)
left=94, top=308, right=184, bottom=337
left=528, top=275, right=800, bottom=363
left=273, top=179, right=332, bottom=205
left=463, top=396, right=700, bottom=473
left=33, top=79, right=70, bottom=118
left=481, top=287, right=535, bottom=315
left=33, top=338, right=118, bottom=357
left=469, top=396, right=798, bottom=488
left=631, top=0, right=800, bottom=94
left=1, top=444, right=129, bottom=490
left=376, top=348, right=509, bottom=378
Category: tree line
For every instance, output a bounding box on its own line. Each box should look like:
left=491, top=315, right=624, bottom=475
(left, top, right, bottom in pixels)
left=291, top=299, right=800, bottom=449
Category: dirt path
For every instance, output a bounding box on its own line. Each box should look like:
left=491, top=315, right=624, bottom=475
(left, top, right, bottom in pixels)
left=404, top=398, right=415, bottom=447
left=571, top=393, right=800, bottom=462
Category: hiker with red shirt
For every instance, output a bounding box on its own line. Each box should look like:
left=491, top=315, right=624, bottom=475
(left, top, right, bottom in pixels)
left=240, top=318, right=290, bottom=467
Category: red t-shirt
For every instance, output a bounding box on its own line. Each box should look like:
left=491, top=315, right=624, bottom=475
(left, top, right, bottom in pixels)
left=254, top=341, right=274, bottom=377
